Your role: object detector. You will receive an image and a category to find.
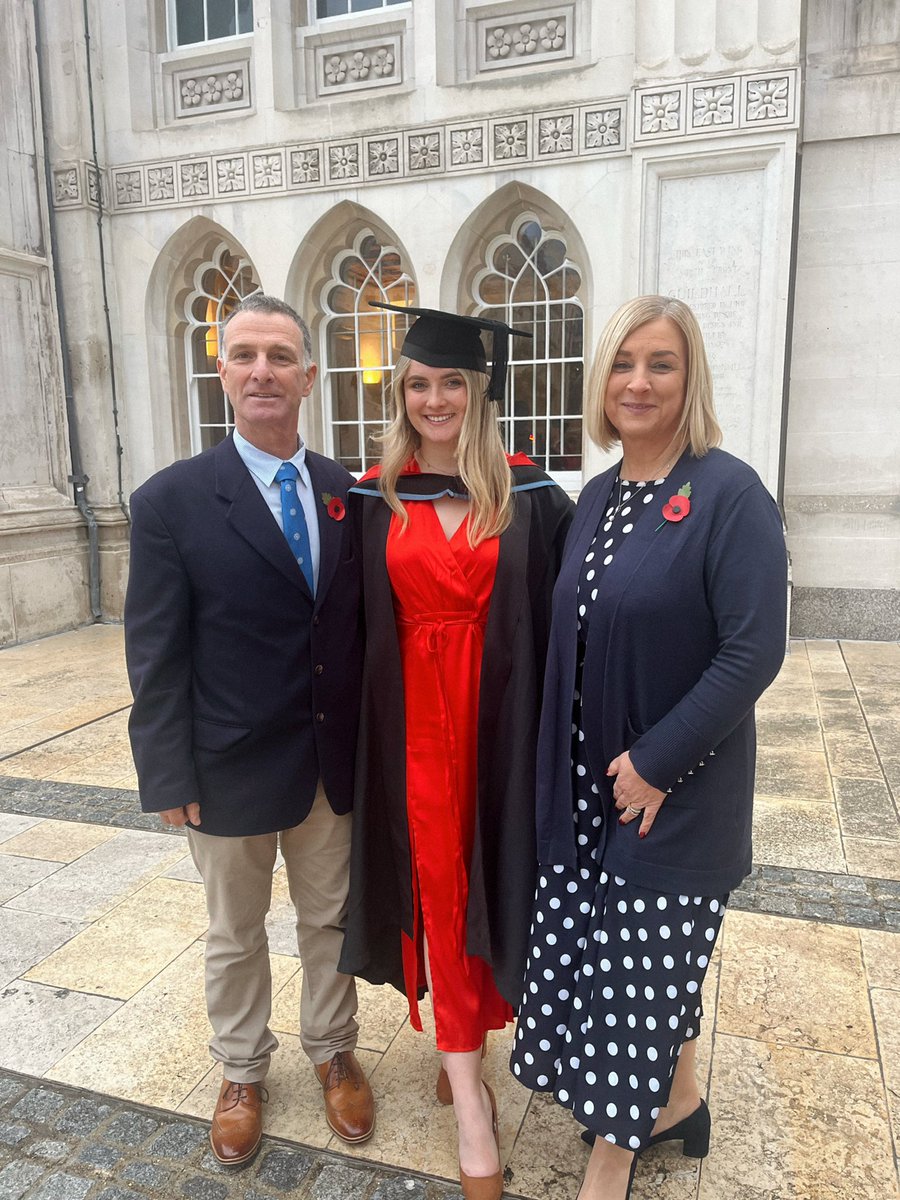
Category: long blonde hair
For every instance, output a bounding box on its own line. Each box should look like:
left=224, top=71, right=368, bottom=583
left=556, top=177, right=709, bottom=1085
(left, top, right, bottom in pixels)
left=586, top=295, right=722, bottom=455
left=378, top=356, right=513, bottom=546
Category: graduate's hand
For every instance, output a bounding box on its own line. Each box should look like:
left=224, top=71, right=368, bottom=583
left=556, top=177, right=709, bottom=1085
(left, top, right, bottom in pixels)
left=159, top=803, right=201, bottom=828
left=608, top=752, right=666, bottom=838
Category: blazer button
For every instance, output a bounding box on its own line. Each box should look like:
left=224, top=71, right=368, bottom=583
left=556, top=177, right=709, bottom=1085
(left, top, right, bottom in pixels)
left=315, top=712, right=325, bottom=723
left=312, top=615, right=320, bottom=626
left=314, top=664, right=324, bottom=675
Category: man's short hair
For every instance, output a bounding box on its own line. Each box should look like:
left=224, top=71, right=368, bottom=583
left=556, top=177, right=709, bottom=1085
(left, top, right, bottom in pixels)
left=222, top=295, right=313, bottom=367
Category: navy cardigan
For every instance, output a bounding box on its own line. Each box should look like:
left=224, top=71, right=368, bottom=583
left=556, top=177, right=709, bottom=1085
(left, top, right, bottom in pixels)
left=536, top=448, right=788, bottom=896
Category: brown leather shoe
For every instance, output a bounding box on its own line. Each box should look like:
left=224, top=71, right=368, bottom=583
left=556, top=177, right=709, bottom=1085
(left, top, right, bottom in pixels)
left=459, top=1082, right=502, bottom=1200
left=209, top=1079, right=266, bottom=1165
left=314, top=1050, right=375, bottom=1144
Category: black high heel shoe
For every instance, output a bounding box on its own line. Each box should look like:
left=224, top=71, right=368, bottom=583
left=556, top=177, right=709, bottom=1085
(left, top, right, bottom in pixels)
left=580, top=1099, right=710, bottom=1159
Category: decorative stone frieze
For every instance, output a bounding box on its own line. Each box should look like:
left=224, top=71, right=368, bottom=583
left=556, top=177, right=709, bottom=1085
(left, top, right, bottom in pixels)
left=634, top=67, right=797, bottom=142
left=54, top=168, right=79, bottom=204
left=51, top=162, right=103, bottom=210
left=407, top=131, right=442, bottom=172
left=365, top=136, right=401, bottom=179
left=290, top=147, right=324, bottom=187
left=315, top=35, right=402, bottom=97
left=97, top=69, right=797, bottom=214
left=173, top=62, right=251, bottom=119
left=477, top=8, right=574, bottom=72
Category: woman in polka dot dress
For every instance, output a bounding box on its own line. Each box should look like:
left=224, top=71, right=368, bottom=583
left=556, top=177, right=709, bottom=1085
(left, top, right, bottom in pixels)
left=511, top=296, right=788, bottom=1199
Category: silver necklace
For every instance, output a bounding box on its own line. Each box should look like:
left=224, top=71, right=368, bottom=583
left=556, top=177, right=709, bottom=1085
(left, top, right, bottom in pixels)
left=609, top=449, right=679, bottom=522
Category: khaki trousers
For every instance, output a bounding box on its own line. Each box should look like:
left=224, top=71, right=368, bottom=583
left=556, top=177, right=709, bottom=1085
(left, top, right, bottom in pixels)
left=187, top=785, right=358, bottom=1083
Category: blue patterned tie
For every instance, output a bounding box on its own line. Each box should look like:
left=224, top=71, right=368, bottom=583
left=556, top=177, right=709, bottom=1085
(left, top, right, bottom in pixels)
left=274, top=462, right=315, bottom=594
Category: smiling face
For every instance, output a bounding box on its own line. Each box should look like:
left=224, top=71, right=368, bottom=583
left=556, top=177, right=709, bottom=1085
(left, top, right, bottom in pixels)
left=217, top=311, right=317, bottom=457
left=603, top=317, right=687, bottom=456
left=402, top=360, right=470, bottom=462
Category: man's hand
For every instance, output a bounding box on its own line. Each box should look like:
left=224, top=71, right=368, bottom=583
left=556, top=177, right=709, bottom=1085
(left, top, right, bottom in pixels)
left=608, top=751, right=666, bottom=839
left=159, top=803, right=201, bottom=828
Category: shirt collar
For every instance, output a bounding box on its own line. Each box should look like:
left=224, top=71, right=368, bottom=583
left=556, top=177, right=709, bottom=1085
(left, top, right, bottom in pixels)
left=233, top=429, right=310, bottom=488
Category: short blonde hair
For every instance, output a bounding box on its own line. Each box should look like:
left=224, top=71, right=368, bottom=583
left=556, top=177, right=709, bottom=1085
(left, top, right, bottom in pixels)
left=377, top=356, right=513, bottom=546
left=585, top=295, right=722, bottom=455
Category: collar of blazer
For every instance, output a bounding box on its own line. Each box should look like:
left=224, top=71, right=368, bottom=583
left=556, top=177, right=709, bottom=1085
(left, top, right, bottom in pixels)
left=213, top=434, right=342, bottom=604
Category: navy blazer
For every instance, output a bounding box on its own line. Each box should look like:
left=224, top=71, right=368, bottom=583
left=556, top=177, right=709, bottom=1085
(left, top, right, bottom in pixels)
left=536, top=448, right=787, bottom=895
left=125, top=435, right=362, bottom=836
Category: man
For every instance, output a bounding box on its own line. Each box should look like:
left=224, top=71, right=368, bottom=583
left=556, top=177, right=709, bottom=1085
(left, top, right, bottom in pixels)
left=124, top=294, right=374, bottom=1165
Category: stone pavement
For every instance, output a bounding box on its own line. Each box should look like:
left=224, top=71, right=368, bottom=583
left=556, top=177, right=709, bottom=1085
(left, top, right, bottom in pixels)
left=0, top=626, right=899, bottom=1199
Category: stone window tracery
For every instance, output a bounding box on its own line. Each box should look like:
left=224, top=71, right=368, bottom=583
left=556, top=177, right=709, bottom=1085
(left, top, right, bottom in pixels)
left=183, top=244, right=260, bottom=453
left=472, top=215, right=584, bottom=479
left=320, top=232, right=416, bottom=473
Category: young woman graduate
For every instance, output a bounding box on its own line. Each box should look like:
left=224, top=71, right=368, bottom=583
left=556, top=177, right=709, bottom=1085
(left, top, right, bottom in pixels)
left=339, top=304, right=574, bottom=1200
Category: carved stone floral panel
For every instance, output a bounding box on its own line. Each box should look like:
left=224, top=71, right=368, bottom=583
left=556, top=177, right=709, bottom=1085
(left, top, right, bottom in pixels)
left=477, top=7, right=574, bottom=73
left=173, top=62, right=251, bottom=119
left=315, top=37, right=402, bottom=98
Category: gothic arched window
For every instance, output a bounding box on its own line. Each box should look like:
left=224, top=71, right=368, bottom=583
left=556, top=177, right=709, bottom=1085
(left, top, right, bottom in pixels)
left=320, top=231, right=416, bottom=472
left=183, top=244, right=260, bottom=453
left=472, top=215, right=584, bottom=483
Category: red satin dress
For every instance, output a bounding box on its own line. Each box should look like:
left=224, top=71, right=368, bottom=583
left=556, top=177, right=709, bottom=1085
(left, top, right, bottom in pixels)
left=386, top=500, right=514, bottom=1051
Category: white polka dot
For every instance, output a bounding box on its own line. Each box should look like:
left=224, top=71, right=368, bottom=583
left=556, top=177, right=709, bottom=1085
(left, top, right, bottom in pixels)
left=663, top=955, right=675, bottom=969
left=630, top=1105, right=640, bottom=1120
left=627, top=1014, right=636, bottom=1028
left=629, top=1136, right=641, bottom=1149
left=638, top=928, right=648, bottom=942
left=583, top=1100, right=595, bottom=1116
left=646, top=1015, right=657, bottom=1030
left=648, top=1077, right=660, bottom=1092
left=607, top=1041, right=618, bottom=1055
left=289, top=508, right=297, bottom=516
left=682, top=922, right=693, bottom=935
left=666, top=985, right=678, bottom=999
left=605, top=1014, right=616, bottom=1027
left=621, top=506, right=631, bottom=516
left=617, top=900, right=628, bottom=914
left=697, top=954, right=709, bottom=968
left=623, top=956, right=634, bottom=969
left=602, top=986, right=614, bottom=999
left=669, top=1015, right=679, bottom=1029
left=543, top=968, right=555, bottom=981
left=558, top=1089, right=569, bottom=1103
left=657, top=897, right=667, bottom=910
left=603, top=554, right=613, bottom=565
left=541, top=1003, right=552, bottom=1016
left=567, top=880, right=578, bottom=893
left=513, top=1063, right=520, bottom=1075
left=524, top=1052, right=534, bottom=1065
left=647, top=1046, right=658, bottom=1061
left=686, top=980, right=699, bottom=993
left=705, top=927, right=717, bottom=940
left=585, top=1071, right=597, bottom=1085
left=659, top=925, right=670, bottom=939
left=549, top=897, right=560, bottom=909
left=629, top=1074, right=639, bottom=1089
left=626, top=985, right=636, bottom=998
left=622, top=523, right=633, bottom=533
left=643, top=493, right=654, bottom=504
left=604, top=538, right=613, bottom=549
left=606, top=1102, right=617, bottom=1118
left=536, top=1074, right=548, bottom=1086
left=633, top=899, right=645, bottom=913
left=644, top=986, right=655, bottom=1000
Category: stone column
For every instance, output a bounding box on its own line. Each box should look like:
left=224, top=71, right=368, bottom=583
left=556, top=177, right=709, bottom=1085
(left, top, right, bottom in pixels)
left=37, top=0, right=131, bottom=623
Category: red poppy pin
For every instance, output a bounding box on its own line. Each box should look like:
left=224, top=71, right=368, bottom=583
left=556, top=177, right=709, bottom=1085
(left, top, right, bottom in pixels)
left=655, top=483, right=692, bottom=531
left=321, top=492, right=346, bottom=521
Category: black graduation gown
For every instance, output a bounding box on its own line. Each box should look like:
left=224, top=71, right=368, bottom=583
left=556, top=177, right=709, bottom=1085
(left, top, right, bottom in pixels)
left=338, top=459, right=574, bottom=1005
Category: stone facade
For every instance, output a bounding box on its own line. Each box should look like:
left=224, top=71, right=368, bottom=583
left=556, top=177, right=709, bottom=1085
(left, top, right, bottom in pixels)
left=0, top=0, right=896, bottom=644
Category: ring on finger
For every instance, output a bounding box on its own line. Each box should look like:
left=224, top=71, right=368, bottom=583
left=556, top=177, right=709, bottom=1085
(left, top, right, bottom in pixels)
left=626, top=804, right=641, bottom=817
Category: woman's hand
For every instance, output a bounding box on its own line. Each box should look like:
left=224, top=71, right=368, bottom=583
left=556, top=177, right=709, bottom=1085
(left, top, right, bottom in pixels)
left=607, top=751, right=666, bottom=838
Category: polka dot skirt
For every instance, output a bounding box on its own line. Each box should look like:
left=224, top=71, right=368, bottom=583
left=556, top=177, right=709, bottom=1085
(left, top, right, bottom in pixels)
left=510, top=476, right=728, bottom=1150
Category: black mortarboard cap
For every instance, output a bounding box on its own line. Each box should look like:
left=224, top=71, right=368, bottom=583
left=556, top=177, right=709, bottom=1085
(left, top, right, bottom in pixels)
left=369, top=302, right=532, bottom=401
